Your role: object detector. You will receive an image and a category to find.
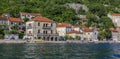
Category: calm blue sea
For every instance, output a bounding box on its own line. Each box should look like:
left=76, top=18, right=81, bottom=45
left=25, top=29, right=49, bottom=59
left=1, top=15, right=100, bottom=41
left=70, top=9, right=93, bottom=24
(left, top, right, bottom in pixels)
left=0, top=43, right=120, bottom=59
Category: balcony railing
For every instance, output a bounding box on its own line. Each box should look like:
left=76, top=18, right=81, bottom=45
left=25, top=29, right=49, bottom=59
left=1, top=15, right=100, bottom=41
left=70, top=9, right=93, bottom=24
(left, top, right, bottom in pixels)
left=37, top=34, right=58, bottom=36
left=26, top=34, right=33, bottom=36
left=42, top=26, right=51, bottom=29
left=26, top=26, right=33, bottom=29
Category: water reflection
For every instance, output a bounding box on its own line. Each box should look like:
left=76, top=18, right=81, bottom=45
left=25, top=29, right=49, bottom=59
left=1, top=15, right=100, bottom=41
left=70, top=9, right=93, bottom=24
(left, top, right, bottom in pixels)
left=0, top=43, right=119, bottom=59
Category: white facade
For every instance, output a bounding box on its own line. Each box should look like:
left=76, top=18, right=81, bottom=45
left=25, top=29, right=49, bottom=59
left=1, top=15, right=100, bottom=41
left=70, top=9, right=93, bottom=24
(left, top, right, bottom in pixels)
left=25, top=16, right=59, bottom=41
left=4, top=34, right=19, bottom=40
left=73, top=27, right=83, bottom=32
left=20, top=13, right=35, bottom=20
left=92, top=29, right=99, bottom=41
left=56, top=27, right=72, bottom=36
left=84, top=32, right=93, bottom=41
left=67, top=33, right=83, bottom=38
left=108, top=14, right=120, bottom=27
left=20, top=12, right=41, bottom=20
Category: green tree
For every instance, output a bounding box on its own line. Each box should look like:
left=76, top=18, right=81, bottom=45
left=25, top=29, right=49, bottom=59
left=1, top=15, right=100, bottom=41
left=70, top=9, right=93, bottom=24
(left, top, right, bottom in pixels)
left=98, top=31, right=106, bottom=40
left=23, top=17, right=29, bottom=22
left=0, top=25, right=4, bottom=39
left=75, top=36, right=81, bottom=40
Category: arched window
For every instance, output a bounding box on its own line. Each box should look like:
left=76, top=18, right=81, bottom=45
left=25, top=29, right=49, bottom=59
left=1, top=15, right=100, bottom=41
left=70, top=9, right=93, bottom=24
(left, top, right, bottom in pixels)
left=51, top=37, right=53, bottom=41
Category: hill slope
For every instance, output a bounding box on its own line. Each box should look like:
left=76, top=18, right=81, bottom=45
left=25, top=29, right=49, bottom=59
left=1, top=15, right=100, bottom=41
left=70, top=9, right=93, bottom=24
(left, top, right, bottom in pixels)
left=0, top=0, right=120, bottom=39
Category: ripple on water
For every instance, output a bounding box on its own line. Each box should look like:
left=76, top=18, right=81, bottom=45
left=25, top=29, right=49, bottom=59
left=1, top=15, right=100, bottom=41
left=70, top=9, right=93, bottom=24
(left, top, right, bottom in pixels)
left=0, top=43, right=119, bottom=59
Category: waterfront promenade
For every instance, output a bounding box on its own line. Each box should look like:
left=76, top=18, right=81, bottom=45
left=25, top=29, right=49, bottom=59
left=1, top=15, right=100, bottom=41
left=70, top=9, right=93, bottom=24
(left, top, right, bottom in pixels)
left=0, top=39, right=120, bottom=44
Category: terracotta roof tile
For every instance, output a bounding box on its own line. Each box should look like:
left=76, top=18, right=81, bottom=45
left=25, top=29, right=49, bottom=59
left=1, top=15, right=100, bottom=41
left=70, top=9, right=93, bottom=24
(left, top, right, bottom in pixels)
left=19, top=30, right=24, bottom=32
left=28, top=16, right=54, bottom=22
left=84, top=28, right=94, bottom=32
left=110, top=14, right=120, bottom=16
left=67, top=30, right=83, bottom=34
left=56, top=23, right=72, bottom=27
left=74, top=26, right=87, bottom=28
left=8, top=17, right=22, bottom=22
left=109, top=27, right=119, bottom=32
left=109, top=28, right=115, bottom=31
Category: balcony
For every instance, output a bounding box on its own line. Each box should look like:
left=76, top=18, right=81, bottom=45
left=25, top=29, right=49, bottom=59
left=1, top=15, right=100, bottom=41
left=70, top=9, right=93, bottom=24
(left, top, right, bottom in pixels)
left=42, top=26, right=51, bottom=29
left=26, top=34, right=33, bottom=36
left=26, top=26, right=33, bottom=29
left=37, top=34, right=59, bottom=36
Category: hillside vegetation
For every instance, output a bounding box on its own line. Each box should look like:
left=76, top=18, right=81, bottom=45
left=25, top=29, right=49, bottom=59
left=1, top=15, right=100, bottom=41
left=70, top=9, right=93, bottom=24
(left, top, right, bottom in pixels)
left=0, top=0, right=120, bottom=39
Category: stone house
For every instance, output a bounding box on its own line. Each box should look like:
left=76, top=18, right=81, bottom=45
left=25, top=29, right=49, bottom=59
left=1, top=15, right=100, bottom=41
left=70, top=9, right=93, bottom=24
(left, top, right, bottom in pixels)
left=56, top=23, right=72, bottom=37
left=67, top=30, right=84, bottom=40
left=20, top=12, right=42, bottom=20
left=108, top=14, right=120, bottom=27
left=4, top=34, right=19, bottom=40
left=83, top=27, right=99, bottom=41
left=0, top=13, right=23, bottom=30
left=110, top=27, right=120, bottom=41
left=25, top=16, right=59, bottom=41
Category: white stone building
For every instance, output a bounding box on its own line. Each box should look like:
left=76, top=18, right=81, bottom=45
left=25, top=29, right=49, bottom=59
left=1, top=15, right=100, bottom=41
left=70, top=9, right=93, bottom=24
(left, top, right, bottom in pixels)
left=110, top=27, right=120, bottom=41
left=56, top=23, right=72, bottom=37
left=4, top=34, right=19, bottom=40
left=20, top=12, right=42, bottom=20
left=83, top=27, right=99, bottom=41
left=25, top=16, right=59, bottom=41
left=108, top=14, right=120, bottom=27
left=0, top=14, right=23, bottom=30
left=67, top=30, right=83, bottom=40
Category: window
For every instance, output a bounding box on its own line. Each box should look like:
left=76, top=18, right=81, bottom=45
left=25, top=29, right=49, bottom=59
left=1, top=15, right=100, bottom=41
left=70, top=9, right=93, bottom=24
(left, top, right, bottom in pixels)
left=43, top=31, right=45, bottom=34
left=38, top=30, right=40, bottom=33
left=51, top=30, right=53, bottom=34
left=46, top=31, right=47, bottom=34
left=95, top=32, right=96, bottom=35
left=19, top=23, right=21, bottom=25
left=51, top=23, right=53, bottom=26
left=43, top=24, right=45, bottom=27
left=38, top=22, right=40, bottom=26
left=22, top=15, right=25, bottom=16
left=29, top=31, right=31, bottom=34
left=11, top=22, right=13, bottom=25
left=46, top=24, right=48, bottom=27
left=51, top=37, right=53, bottom=41
left=43, top=31, right=48, bottom=34
left=38, top=37, right=41, bottom=39
left=29, top=24, right=31, bottom=26
left=55, top=37, right=57, bottom=41
left=28, top=15, right=30, bottom=17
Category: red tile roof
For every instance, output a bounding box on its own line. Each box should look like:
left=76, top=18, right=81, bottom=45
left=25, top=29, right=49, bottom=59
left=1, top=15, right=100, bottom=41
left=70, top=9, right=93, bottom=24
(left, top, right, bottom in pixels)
left=110, top=14, right=120, bottom=16
left=74, top=26, right=87, bottom=28
left=20, top=12, right=42, bottom=16
left=67, top=30, right=83, bottom=34
left=28, top=16, right=54, bottom=22
left=109, top=27, right=119, bottom=32
left=19, top=30, right=24, bottom=32
left=8, top=17, right=22, bottom=22
left=84, top=28, right=94, bottom=32
left=109, top=28, right=115, bottom=31
left=56, top=23, right=72, bottom=27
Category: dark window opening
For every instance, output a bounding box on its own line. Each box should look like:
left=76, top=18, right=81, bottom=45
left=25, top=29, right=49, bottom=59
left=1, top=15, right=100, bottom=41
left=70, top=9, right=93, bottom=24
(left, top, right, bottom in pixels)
left=38, top=22, right=40, bottom=26
left=38, top=30, right=40, bottom=33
